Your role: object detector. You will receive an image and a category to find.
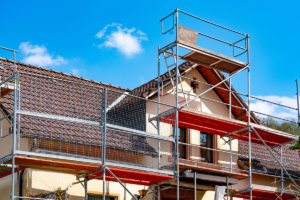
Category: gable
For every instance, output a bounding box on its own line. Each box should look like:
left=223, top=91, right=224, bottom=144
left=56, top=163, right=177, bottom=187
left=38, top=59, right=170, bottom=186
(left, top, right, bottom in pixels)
left=130, top=61, right=260, bottom=125
left=153, top=67, right=232, bottom=118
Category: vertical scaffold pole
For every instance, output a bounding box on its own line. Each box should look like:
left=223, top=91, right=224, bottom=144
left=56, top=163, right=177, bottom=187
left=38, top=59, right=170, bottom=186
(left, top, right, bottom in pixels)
left=280, top=145, right=284, bottom=189
left=214, top=134, right=217, bottom=164
left=175, top=8, right=180, bottom=200
left=103, top=168, right=106, bottom=200
left=230, top=135, right=232, bottom=172
left=17, top=79, right=20, bottom=151
left=229, top=76, right=232, bottom=119
left=158, top=46, right=161, bottom=169
left=188, top=129, right=190, bottom=159
left=229, top=75, right=232, bottom=173
left=194, top=172, right=196, bottom=200
left=158, top=186, right=160, bottom=200
left=84, top=176, right=88, bottom=200
left=296, top=79, right=300, bottom=137
left=102, top=88, right=107, bottom=200
left=11, top=52, right=18, bottom=200
left=247, top=34, right=252, bottom=200
left=226, top=176, right=229, bottom=200
left=16, top=167, right=19, bottom=200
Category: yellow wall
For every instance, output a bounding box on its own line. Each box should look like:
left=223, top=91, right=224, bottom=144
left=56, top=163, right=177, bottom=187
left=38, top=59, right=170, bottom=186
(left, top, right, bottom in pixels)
left=0, top=172, right=18, bottom=200
left=0, top=110, right=13, bottom=159
left=145, top=68, right=238, bottom=170
left=21, top=169, right=153, bottom=200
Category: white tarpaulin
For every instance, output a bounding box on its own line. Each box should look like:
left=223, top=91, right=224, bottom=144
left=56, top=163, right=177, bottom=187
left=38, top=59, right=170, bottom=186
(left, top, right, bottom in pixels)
left=214, top=185, right=227, bottom=200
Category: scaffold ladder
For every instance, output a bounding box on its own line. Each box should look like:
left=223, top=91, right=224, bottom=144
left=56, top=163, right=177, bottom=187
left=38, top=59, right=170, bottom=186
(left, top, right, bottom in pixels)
left=163, top=47, right=189, bottom=108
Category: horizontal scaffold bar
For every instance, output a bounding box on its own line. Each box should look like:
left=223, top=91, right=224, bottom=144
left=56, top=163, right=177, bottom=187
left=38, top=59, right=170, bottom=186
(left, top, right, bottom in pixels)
left=221, top=127, right=249, bottom=138
left=16, top=110, right=174, bottom=142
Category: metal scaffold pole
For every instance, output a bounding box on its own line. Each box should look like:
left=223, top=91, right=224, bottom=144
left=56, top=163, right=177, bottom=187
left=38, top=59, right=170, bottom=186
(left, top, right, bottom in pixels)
left=158, top=186, right=160, bottom=200
left=296, top=79, right=300, bottom=137
left=102, top=88, right=107, bottom=200
left=252, top=127, right=300, bottom=188
left=194, top=172, right=196, bottom=200
left=175, top=8, right=180, bottom=200
left=247, top=34, right=252, bottom=200
left=11, top=52, right=18, bottom=200
left=158, top=46, right=161, bottom=169
left=229, top=76, right=232, bottom=119
left=280, top=146, right=284, bottom=189
left=230, top=135, right=232, bottom=172
left=226, top=176, right=229, bottom=200
left=84, top=176, right=88, bottom=200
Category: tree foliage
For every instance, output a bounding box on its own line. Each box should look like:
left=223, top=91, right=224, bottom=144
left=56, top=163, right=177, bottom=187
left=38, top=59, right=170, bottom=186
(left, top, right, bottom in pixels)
left=259, top=116, right=299, bottom=136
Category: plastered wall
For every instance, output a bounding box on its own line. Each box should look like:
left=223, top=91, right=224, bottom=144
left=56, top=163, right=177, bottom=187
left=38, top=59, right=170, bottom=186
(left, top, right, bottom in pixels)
left=145, top=68, right=238, bottom=170
left=0, top=110, right=13, bottom=159
left=21, top=169, right=153, bottom=200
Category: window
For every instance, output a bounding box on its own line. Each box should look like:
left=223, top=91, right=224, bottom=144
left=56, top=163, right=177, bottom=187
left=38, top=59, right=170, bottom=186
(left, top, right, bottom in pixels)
left=88, top=194, right=117, bottom=200
left=200, top=132, right=213, bottom=163
left=172, top=126, right=187, bottom=159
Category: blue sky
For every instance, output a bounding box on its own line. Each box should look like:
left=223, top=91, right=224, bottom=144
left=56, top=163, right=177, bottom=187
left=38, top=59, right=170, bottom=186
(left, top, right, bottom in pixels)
left=1, top=0, right=300, bottom=120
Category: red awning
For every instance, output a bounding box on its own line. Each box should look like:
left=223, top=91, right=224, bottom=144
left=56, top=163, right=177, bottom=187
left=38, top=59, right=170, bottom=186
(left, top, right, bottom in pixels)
left=158, top=109, right=296, bottom=146
left=234, top=189, right=298, bottom=200
left=2, top=156, right=174, bottom=186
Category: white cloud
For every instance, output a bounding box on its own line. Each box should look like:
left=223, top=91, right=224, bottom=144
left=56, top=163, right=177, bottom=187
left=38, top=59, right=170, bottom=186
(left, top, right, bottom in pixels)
left=19, top=42, right=67, bottom=67
left=71, top=68, right=80, bottom=76
left=251, top=95, right=299, bottom=121
left=96, top=23, right=148, bottom=57
left=96, top=23, right=121, bottom=39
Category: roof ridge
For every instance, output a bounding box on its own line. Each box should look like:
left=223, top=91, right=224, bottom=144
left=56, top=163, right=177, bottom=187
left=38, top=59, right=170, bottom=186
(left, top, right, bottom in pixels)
left=0, top=57, right=131, bottom=91
left=130, top=61, right=190, bottom=94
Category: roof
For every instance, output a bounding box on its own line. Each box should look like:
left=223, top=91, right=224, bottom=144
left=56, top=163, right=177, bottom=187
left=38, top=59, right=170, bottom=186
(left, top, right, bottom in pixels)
left=130, top=61, right=261, bottom=125
left=238, top=140, right=300, bottom=178
left=130, top=61, right=192, bottom=98
left=0, top=58, right=157, bottom=158
left=0, top=58, right=131, bottom=92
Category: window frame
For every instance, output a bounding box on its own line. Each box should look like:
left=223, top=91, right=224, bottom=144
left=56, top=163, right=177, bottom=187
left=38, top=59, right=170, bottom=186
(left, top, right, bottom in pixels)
left=172, top=126, right=188, bottom=159
left=199, top=132, right=214, bottom=163
left=170, top=125, right=218, bottom=164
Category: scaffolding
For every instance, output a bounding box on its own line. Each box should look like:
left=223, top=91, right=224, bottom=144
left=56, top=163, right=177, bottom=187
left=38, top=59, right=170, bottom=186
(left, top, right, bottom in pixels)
left=0, top=8, right=300, bottom=200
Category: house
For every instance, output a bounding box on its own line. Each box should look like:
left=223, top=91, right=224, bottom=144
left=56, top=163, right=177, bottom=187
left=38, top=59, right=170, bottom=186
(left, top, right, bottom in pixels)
left=0, top=56, right=299, bottom=200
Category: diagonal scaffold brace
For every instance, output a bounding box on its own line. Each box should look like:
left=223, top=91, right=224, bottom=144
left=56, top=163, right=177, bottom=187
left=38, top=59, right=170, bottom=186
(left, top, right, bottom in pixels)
left=251, top=127, right=300, bottom=190
left=105, top=167, right=138, bottom=200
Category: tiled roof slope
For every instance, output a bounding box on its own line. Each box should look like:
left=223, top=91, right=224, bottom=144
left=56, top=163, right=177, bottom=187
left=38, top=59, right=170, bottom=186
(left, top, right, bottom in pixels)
left=238, top=141, right=300, bottom=178
left=0, top=58, right=157, bottom=158
left=0, top=58, right=131, bottom=92
left=131, top=61, right=192, bottom=98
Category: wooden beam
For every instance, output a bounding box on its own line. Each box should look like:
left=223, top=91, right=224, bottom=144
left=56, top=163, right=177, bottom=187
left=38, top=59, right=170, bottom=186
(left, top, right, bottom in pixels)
left=166, top=181, right=239, bottom=194
left=177, top=163, right=248, bottom=179
left=148, top=178, right=176, bottom=189
left=6, top=161, right=90, bottom=174
left=183, top=172, right=238, bottom=184
left=1, top=88, right=13, bottom=97
left=209, top=59, right=222, bottom=67
left=235, top=112, right=248, bottom=120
